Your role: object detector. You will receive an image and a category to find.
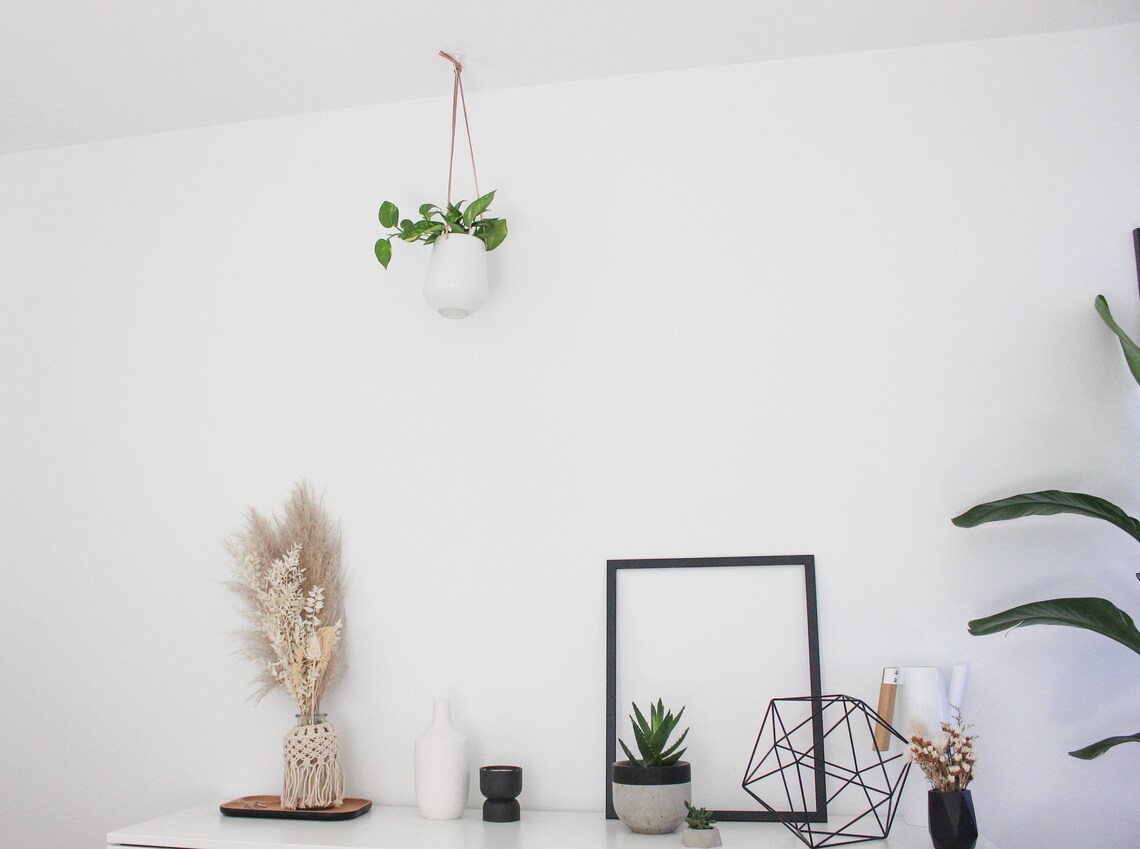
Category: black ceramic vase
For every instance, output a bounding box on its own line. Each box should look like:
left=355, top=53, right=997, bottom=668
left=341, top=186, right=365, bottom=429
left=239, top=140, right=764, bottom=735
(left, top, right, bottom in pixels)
left=928, top=790, right=978, bottom=849
left=480, top=765, right=522, bottom=822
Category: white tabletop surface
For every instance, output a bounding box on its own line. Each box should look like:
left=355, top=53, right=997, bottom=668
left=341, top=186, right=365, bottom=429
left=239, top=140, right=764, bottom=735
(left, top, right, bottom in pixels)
left=107, top=804, right=999, bottom=849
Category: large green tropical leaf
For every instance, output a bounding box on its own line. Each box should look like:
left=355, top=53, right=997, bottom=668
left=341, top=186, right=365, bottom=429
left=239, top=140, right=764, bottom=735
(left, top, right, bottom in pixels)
left=952, top=491, right=1140, bottom=544
left=968, top=597, right=1140, bottom=656
left=1095, top=295, right=1140, bottom=387
left=1068, top=732, right=1140, bottom=760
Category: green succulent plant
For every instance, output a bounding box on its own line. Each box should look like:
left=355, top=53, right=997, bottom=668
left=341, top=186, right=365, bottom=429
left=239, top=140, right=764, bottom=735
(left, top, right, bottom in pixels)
left=373, top=189, right=507, bottom=269
left=684, top=802, right=717, bottom=829
left=618, top=698, right=689, bottom=767
left=952, top=240, right=1140, bottom=761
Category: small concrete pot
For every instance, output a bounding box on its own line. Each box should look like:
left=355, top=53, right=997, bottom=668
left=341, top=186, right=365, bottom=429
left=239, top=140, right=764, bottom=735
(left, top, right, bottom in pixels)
left=682, top=826, right=722, bottom=848
left=611, top=761, right=691, bottom=834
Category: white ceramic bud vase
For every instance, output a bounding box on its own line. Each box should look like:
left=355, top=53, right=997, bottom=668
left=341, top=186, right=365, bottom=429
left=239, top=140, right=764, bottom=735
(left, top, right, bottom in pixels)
left=424, top=232, right=488, bottom=319
left=414, top=699, right=470, bottom=819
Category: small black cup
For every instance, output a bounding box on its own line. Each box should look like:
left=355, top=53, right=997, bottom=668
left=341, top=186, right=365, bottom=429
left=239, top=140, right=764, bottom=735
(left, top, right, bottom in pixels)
left=480, top=765, right=523, bottom=822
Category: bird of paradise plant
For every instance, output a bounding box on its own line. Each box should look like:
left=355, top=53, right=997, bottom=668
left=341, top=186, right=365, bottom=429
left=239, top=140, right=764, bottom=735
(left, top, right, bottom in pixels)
left=952, top=230, right=1140, bottom=760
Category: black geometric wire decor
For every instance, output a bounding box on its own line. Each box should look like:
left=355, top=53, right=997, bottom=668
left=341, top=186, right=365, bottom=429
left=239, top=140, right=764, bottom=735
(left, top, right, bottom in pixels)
left=743, top=694, right=911, bottom=847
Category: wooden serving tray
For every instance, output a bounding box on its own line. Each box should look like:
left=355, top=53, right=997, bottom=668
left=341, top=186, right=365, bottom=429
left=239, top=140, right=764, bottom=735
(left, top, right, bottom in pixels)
left=220, top=795, right=372, bottom=820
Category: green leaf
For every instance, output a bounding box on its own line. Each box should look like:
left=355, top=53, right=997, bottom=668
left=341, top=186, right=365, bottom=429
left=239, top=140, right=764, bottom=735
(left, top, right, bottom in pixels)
left=1095, top=295, right=1140, bottom=387
left=632, top=721, right=656, bottom=762
left=618, top=738, right=641, bottom=766
left=968, top=597, right=1140, bottom=656
left=374, top=238, right=392, bottom=269
left=443, top=207, right=463, bottom=228
left=659, top=727, right=689, bottom=762
left=398, top=219, right=419, bottom=242
left=1068, top=732, right=1140, bottom=760
left=659, top=747, right=687, bottom=767
left=654, top=705, right=683, bottom=748
left=462, top=189, right=496, bottom=227
left=478, top=218, right=508, bottom=252
left=632, top=702, right=650, bottom=734
left=378, top=201, right=399, bottom=229
left=647, top=701, right=669, bottom=750
left=952, top=491, right=1140, bottom=544
left=419, top=203, right=440, bottom=219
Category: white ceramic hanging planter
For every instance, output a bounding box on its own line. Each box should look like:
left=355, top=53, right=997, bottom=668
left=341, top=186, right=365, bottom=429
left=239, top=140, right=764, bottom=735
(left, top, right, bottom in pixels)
left=424, top=232, right=488, bottom=319
left=373, top=53, right=506, bottom=318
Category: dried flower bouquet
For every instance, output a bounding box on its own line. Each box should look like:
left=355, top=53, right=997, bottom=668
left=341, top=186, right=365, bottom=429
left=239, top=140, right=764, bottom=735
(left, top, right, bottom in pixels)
left=226, top=482, right=345, bottom=718
left=906, top=711, right=977, bottom=793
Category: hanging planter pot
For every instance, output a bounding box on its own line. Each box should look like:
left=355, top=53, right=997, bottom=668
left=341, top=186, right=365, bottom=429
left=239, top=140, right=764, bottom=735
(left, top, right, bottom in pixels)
left=372, top=51, right=508, bottom=319
left=424, top=232, right=488, bottom=319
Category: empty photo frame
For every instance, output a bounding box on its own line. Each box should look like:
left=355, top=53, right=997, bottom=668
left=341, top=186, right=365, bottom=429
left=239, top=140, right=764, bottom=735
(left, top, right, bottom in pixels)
left=606, top=555, right=824, bottom=822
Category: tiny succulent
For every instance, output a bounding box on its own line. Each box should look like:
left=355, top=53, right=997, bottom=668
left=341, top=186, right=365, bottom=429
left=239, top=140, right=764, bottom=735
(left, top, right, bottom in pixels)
left=374, top=189, right=508, bottom=269
left=684, top=802, right=717, bottom=830
left=618, top=698, right=689, bottom=768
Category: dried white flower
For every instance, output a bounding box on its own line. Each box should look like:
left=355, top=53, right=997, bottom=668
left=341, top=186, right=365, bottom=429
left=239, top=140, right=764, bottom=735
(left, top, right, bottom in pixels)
left=305, top=632, right=323, bottom=660
left=907, top=709, right=977, bottom=793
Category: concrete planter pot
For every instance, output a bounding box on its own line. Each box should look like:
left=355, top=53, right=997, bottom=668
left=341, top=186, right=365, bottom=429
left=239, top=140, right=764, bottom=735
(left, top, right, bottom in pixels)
left=611, top=761, right=691, bottom=834
left=682, top=826, right=722, bottom=848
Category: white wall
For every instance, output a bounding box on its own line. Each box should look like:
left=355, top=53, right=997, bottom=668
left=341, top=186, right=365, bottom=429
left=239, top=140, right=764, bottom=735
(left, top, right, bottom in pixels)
left=2, top=23, right=1139, bottom=849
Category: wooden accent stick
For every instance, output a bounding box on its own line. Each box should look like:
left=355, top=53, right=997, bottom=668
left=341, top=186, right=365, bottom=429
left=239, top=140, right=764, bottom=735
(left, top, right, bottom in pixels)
left=873, top=667, right=899, bottom=752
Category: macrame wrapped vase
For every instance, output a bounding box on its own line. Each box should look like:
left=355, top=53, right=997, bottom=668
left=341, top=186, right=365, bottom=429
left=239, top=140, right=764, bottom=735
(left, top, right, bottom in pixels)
left=282, top=713, right=346, bottom=810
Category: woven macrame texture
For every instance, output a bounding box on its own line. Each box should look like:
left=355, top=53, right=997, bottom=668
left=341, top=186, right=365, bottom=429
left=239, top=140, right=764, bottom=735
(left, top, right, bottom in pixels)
left=282, top=721, right=346, bottom=810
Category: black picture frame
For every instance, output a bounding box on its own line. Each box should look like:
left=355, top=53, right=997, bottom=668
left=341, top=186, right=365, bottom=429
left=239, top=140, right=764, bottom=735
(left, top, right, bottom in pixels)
left=605, top=555, right=825, bottom=822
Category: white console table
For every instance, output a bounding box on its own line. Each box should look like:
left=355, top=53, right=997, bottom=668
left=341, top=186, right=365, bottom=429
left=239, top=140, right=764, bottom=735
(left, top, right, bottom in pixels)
left=108, top=804, right=1000, bottom=849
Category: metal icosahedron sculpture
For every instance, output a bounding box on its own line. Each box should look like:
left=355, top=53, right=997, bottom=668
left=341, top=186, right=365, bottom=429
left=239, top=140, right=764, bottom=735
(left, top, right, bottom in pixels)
left=743, top=695, right=910, bottom=847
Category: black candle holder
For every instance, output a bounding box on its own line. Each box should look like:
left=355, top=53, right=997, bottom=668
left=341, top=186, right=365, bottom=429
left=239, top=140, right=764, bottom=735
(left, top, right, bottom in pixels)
left=479, top=765, right=522, bottom=822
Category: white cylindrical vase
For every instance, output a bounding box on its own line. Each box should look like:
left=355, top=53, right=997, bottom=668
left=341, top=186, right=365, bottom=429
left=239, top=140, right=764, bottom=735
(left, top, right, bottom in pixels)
left=414, top=699, right=470, bottom=819
left=424, top=232, right=488, bottom=319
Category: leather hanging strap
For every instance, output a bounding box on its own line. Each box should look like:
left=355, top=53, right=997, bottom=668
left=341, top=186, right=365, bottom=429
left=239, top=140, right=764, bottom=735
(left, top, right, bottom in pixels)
left=438, top=51, right=481, bottom=210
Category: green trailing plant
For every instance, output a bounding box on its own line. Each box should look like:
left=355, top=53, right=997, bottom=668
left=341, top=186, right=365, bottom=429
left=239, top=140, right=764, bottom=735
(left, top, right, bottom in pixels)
left=618, top=698, right=689, bottom=767
left=373, top=190, right=508, bottom=269
left=684, top=802, right=717, bottom=830
left=952, top=247, right=1140, bottom=760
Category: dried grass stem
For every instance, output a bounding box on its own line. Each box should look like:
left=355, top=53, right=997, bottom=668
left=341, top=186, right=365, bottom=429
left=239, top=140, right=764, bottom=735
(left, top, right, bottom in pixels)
left=225, top=481, right=346, bottom=715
